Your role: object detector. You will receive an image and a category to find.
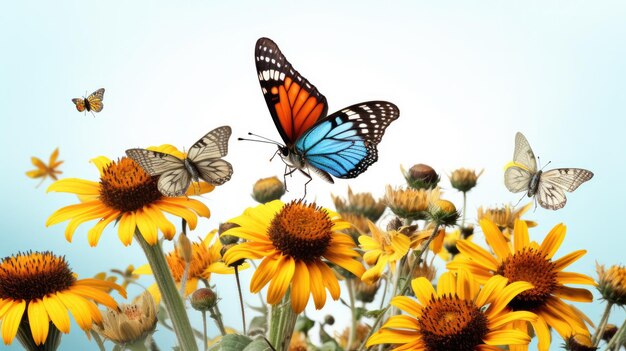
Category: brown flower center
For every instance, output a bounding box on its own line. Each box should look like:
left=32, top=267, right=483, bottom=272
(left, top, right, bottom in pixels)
left=268, top=201, right=333, bottom=262
left=419, top=294, right=489, bottom=351
left=0, top=251, right=76, bottom=301
left=99, top=158, right=163, bottom=212
left=166, top=243, right=213, bottom=282
left=497, top=248, right=558, bottom=311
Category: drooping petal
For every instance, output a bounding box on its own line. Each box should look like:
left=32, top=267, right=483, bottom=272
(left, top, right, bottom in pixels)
left=250, top=256, right=280, bottom=293
left=411, top=277, right=436, bottom=307
left=381, top=315, right=419, bottom=330
left=46, top=200, right=105, bottom=226
left=553, top=285, right=593, bottom=302
left=135, top=208, right=158, bottom=245
left=513, top=220, right=529, bottom=252
left=118, top=212, right=136, bottom=246
left=1, top=300, right=25, bottom=345
left=290, top=261, right=310, bottom=313
left=455, top=240, right=500, bottom=271
left=87, top=211, right=120, bottom=246
left=366, top=329, right=420, bottom=347
left=90, top=156, right=112, bottom=175
left=266, top=256, right=295, bottom=305
left=145, top=204, right=176, bottom=240
left=317, top=261, right=341, bottom=300
left=556, top=271, right=596, bottom=286
left=553, top=250, right=587, bottom=271
left=56, top=292, right=93, bottom=330
left=482, top=329, right=531, bottom=346
left=42, top=294, right=71, bottom=333
left=27, top=299, right=49, bottom=345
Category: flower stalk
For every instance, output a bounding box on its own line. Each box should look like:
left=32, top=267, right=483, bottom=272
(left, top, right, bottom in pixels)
left=268, top=292, right=298, bottom=351
left=591, top=301, right=613, bottom=346
left=135, top=229, right=198, bottom=351
left=16, top=322, right=61, bottom=351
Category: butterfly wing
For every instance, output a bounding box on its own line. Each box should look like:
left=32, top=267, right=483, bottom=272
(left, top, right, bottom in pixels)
left=196, top=159, right=233, bottom=185
left=512, top=132, right=538, bottom=172
left=255, top=37, right=328, bottom=145
left=187, top=126, right=231, bottom=162
left=86, top=88, right=105, bottom=113
left=504, top=166, right=533, bottom=193
left=125, top=149, right=184, bottom=176
left=296, top=101, right=399, bottom=179
left=157, top=169, right=192, bottom=197
left=72, top=98, right=86, bottom=112
left=536, top=168, right=594, bottom=210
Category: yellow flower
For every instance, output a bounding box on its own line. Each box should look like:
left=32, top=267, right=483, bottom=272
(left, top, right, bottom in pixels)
left=448, top=219, right=596, bottom=348
left=135, top=230, right=240, bottom=302
left=449, top=168, right=484, bottom=192
left=367, top=270, right=538, bottom=350
left=596, top=263, right=626, bottom=306
left=359, top=220, right=410, bottom=284
left=222, top=200, right=365, bottom=313
left=26, top=147, right=63, bottom=187
left=46, top=149, right=212, bottom=246
left=477, top=203, right=537, bottom=236
left=0, top=252, right=125, bottom=345
left=385, top=185, right=440, bottom=221
left=331, top=186, right=386, bottom=222
left=336, top=323, right=371, bottom=350
left=93, top=291, right=157, bottom=346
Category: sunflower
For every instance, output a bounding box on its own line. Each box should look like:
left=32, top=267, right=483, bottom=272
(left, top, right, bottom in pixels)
left=222, top=200, right=365, bottom=313
left=26, top=147, right=63, bottom=187
left=367, top=270, right=538, bottom=350
left=135, top=230, right=241, bottom=302
left=0, top=252, right=125, bottom=346
left=46, top=146, right=212, bottom=246
left=359, top=220, right=411, bottom=284
left=448, top=219, right=595, bottom=348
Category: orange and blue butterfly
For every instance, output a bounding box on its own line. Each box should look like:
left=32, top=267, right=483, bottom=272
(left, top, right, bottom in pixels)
left=250, top=37, right=400, bottom=191
left=72, top=88, right=105, bottom=117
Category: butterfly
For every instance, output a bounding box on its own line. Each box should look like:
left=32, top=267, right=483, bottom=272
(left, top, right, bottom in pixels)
left=253, top=37, right=399, bottom=189
left=125, top=126, right=233, bottom=197
left=504, top=132, right=593, bottom=210
left=72, top=88, right=105, bottom=117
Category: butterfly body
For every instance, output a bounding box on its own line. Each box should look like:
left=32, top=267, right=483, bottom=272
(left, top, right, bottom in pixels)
left=126, top=126, right=233, bottom=197
left=72, top=88, right=105, bottom=116
left=254, top=37, right=399, bottom=186
left=504, top=132, right=593, bottom=210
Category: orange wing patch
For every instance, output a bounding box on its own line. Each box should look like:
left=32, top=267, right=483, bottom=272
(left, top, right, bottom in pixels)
left=273, top=79, right=326, bottom=144
left=72, top=98, right=86, bottom=112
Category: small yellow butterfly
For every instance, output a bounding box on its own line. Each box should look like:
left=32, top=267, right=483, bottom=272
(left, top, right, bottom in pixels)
left=72, top=88, right=105, bottom=116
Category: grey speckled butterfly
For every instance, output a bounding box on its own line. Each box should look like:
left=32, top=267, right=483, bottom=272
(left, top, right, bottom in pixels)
left=126, top=126, right=233, bottom=197
left=504, top=132, right=593, bottom=210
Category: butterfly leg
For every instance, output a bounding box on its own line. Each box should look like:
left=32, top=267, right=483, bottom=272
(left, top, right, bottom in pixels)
left=298, top=169, right=313, bottom=200
left=283, top=165, right=299, bottom=193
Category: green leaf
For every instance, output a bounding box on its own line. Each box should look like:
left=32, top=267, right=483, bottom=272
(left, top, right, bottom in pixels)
left=294, top=315, right=315, bottom=334
left=242, top=339, right=274, bottom=351
left=217, top=334, right=253, bottom=351
left=248, top=315, right=268, bottom=335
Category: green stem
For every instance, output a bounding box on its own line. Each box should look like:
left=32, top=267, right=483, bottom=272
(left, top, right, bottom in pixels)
left=605, top=318, right=626, bottom=350
left=234, top=266, right=247, bottom=335
left=135, top=230, right=198, bottom=351
left=201, top=311, right=208, bottom=351
left=591, top=301, right=613, bottom=346
left=269, top=293, right=298, bottom=351
left=346, top=279, right=357, bottom=351
left=210, top=303, right=227, bottom=336
left=461, top=191, right=467, bottom=229
left=16, top=321, right=61, bottom=351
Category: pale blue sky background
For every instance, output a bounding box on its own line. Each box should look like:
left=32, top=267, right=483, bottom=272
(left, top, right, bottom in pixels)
left=1, top=1, right=625, bottom=350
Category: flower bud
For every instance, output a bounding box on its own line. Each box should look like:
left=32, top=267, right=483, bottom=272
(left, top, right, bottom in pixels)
left=428, top=199, right=460, bottom=227
left=176, top=234, right=193, bottom=264
left=402, top=164, right=439, bottom=190
left=190, top=288, right=217, bottom=311
left=252, top=176, right=285, bottom=203
left=449, top=168, right=483, bottom=193
left=219, top=222, right=240, bottom=245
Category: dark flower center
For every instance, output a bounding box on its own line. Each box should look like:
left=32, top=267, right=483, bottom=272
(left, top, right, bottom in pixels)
left=0, top=251, right=76, bottom=301
left=268, top=201, right=333, bottom=262
left=99, top=158, right=163, bottom=212
left=419, top=294, right=489, bottom=351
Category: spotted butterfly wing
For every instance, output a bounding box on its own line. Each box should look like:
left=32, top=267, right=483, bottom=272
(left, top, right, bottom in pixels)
left=254, top=37, right=399, bottom=183
left=72, top=88, right=105, bottom=114
left=126, top=126, right=233, bottom=196
left=255, top=38, right=328, bottom=146
left=296, top=101, right=399, bottom=181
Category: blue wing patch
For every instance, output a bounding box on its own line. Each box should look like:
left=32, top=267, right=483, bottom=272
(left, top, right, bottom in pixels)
left=295, top=101, right=399, bottom=178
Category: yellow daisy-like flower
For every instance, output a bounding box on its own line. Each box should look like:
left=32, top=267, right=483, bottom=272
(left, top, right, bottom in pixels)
left=26, top=147, right=63, bottom=187
left=222, top=200, right=365, bottom=313
left=46, top=147, right=212, bottom=246
left=385, top=185, right=440, bottom=221
left=359, top=220, right=411, bottom=284
left=331, top=186, right=386, bottom=222
left=477, top=203, right=537, bottom=237
left=367, top=270, right=538, bottom=350
left=448, top=219, right=595, bottom=347
left=596, top=263, right=626, bottom=306
left=135, top=230, right=240, bottom=302
left=0, top=252, right=125, bottom=345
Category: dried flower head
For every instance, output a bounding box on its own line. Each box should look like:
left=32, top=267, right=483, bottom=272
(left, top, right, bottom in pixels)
left=331, top=186, right=386, bottom=222
left=449, top=168, right=483, bottom=192
left=93, top=291, right=157, bottom=346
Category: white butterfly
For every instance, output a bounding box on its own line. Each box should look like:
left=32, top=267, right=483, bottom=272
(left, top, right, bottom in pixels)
left=504, top=132, right=593, bottom=210
left=126, top=126, right=233, bottom=197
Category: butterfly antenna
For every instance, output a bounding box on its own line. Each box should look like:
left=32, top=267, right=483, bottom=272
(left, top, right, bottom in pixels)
left=513, top=193, right=525, bottom=208
left=540, top=160, right=552, bottom=171
left=238, top=132, right=283, bottom=146
left=269, top=149, right=280, bottom=162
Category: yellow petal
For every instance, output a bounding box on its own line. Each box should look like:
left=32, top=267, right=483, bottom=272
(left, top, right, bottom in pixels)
left=483, top=330, right=531, bottom=346
left=553, top=286, right=594, bottom=302
left=250, top=256, right=279, bottom=293
left=47, top=178, right=100, bottom=195
left=317, top=261, right=340, bottom=300
left=488, top=311, right=537, bottom=329
left=118, top=212, right=136, bottom=246
left=381, top=315, right=418, bottom=330
left=56, top=292, right=93, bottom=330
left=513, top=220, right=529, bottom=252
left=45, top=200, right=105, bottom=226
left=553, top=250, right=587, bottom=271
left=437, top=271, right=456, bottom=296
left=266, top=256, right=295, bottom=305
left=539, top=223, right=566, bottom=259
left=323, top=252, right=364, bottom=277
left=290, top=261, right=310, bottom=313
left=480, top=219, right=511, bottom=261
left=366, top=329, right=419, bottom=347
left=475, top=275, right=508, bottom=307
left=87, top=211, right=119, bottom=246
left=1, top=300, right=25, bottom=345
left=42, top=294, right=70, bottom=333
left=27, top=299, right=49, bottom=345
left=69, top=285, right=118, bottom=310
left=136, top=209, right=158, bottom=245
left=390, top=296, right=423, bottom=317
left=488, top=281, right=534, bottom=317
left=157, top=202, right=199, bottom=229
left=146, top=204, right=176, bottom=240
left=307, top=262, right=326, bottom=309
left=411, top=277, right=436, bottom=307
left=63, top=206, right=113, bottom=242
left=455, top=240, right=500, bottom=271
